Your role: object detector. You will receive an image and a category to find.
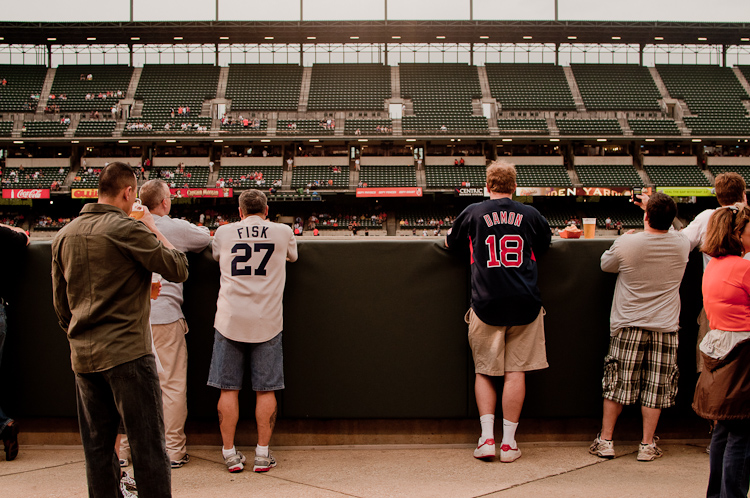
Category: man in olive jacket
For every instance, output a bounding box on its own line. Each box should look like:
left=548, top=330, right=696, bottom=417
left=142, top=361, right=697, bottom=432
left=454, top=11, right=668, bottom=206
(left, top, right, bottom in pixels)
left=52, top=162, right=188, bottom=498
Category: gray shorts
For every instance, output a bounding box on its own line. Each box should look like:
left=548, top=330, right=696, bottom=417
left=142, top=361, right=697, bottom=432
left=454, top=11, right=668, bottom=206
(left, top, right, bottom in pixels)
left=207, top=330, right=285, bottom=391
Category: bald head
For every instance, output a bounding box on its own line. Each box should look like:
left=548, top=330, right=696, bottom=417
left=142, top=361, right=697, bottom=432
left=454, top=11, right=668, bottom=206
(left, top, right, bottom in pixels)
left=139, top=179, right=170, bottom=215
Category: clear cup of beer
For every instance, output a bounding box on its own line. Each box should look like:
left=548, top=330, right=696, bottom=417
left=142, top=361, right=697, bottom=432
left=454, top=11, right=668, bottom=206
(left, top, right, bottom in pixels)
left=129, top=198, right=145, bottom=219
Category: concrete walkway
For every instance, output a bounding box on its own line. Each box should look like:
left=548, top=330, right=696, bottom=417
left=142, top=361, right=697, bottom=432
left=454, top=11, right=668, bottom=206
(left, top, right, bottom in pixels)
left=1, top=441, right=710, bottom=498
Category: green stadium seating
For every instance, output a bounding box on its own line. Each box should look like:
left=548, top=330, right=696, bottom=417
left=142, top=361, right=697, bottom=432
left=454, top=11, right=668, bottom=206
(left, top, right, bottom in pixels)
left=571, top=64, right=661, bottom=111
left=75, top=120, right=116, bottom=137
left=308, top=64, right=391, bottom=111
left=218, top=166, right=283, bottom=190
left=425, top=165, right=485, bottom=188
left=628, top=119, right=680, bottom=136
left=644, top=165, right=710, bottom=187
left=155, top=166, right=210, bottom=188
left=516, top=165, right=572, bottom=187
left=225, top=64, right=302, bottom=111
left=486, top=63, right=575, bottom=111
left=277, top=119, right=335, bottom=135
left=575, top=164, right=643, bottom=186
left=556, top=119, right=622, bottom=135
left=360, top=166, right=416, bottom=187
left=344, top=119, right=392, bottom=135
left=400, top=63, right=488, bottom=135
left=220, top=119, right=268, bottom=135
left=657, top=65, right=750, bottom=136
left=708, top=164, right=750, bottom=185
left=2, top=166, right=68, bottom=188
left=49, top=65, right=133, bottom=112
left=0, top=121, right=12, bottom=137
left=0, top=65, right=47, bottom=112
left=22, top=121, right=68, bottom=137
left=291, top=166, right=348, bottom=188
left=496, top=119, right=548, bottom=135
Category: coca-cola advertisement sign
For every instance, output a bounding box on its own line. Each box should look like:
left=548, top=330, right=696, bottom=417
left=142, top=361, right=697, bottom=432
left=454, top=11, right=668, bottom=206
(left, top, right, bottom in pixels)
left=2, top=189, right=50, bottom=199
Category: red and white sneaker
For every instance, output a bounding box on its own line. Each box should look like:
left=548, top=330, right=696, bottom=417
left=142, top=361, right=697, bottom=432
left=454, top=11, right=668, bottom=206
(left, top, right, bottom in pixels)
left=500, top=444, right=522, bottom=463
left=473, top=438, right=496, bottom=460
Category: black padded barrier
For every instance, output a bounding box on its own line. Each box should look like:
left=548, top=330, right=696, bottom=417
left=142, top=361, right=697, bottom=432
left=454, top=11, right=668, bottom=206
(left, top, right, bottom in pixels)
left=0, top=238, right=704, bottom=422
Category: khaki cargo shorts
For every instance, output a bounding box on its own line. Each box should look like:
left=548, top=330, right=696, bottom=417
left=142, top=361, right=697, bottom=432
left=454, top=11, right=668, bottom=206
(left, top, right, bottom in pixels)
left=465, top=307, right=549, bottom=376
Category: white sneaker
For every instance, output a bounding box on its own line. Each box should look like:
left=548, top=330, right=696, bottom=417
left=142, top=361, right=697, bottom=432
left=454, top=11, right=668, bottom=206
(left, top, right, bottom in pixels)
left=224, top=450, right=246, bottom=473
left=589, top=433, right=615, bottom=459
left=500, top=443, right=522, bottom=463
left=473, top=438, right=495, bottom=460
left=637, top=437, right=663, bottom=462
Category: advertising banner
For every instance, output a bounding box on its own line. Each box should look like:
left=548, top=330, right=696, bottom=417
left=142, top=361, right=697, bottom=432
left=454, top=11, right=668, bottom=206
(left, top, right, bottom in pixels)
left=455, top=187, right=488, bottom=197
left=356, top=187, right=423, bottom=198
left=2, top=189, right=50, bottom=199
left=515, top=187, right=652, bottom=197
left=515, top=187, right=574, bottom=197
left=71, top=189, right=99, bottom=199
left=656, top=187, right=715, bottom=197
left=169, top=188, right=233, bottom=198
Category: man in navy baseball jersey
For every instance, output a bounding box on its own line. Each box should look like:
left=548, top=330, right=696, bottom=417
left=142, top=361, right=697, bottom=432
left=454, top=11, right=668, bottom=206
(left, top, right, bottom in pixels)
left=445, top=161, right=551, bottom=463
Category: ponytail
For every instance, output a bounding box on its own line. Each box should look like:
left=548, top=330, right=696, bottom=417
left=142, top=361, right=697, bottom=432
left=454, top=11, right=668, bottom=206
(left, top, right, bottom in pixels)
left=702, top=204, right=749, bottom=258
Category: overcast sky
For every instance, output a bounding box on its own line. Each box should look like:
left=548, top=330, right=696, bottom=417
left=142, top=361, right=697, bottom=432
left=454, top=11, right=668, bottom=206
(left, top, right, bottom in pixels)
left=5, top=0, right=750, bottom=23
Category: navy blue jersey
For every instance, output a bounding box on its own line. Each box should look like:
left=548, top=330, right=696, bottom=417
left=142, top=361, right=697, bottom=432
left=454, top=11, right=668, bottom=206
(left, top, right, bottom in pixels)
left=446, top=197, right=551, bottom=326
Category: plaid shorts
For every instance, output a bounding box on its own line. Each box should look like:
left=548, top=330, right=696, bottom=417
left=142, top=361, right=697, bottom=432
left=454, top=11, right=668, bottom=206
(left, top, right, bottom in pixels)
left=602, top=327, right=679, bottom=409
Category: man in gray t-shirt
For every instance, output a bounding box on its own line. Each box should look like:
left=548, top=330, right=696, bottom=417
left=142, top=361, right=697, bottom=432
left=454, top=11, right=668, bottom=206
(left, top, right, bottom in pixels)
left=590, top=192, right=689, bottom=463
left=120, top=179, right=211, bottom=468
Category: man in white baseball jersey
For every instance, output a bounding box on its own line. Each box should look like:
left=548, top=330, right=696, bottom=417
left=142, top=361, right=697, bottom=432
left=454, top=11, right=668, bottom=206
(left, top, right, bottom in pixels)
left=208, top=189, right=297, bottom=473
left=119, top=179, right=211, bottom=469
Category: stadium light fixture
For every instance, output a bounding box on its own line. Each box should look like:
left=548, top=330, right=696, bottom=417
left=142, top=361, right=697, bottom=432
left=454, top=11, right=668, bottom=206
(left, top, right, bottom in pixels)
left=166, top=139, right=177, bottom=143
left=131, top=37, right=140, bottom=41
left=523, top=36, right=533, bottom=40
left=698, top=37, right=707, bottom=41
left=0, top=38, right=4, bottom=41
left=567, top=36, right=577, bottom=40
left=220, top=36, right=229, bottom=40
left=307, top=36, right=317, bottom=40
left=87, top=37, right=96, bottom=41
left=350, top=36, right=359, bottom=40
left=550, top=138, right=560, bottom=142
left=742, top=38, right=750, bottom=42
left=611, top=36, right=621, bottom=40
left=47, top=37, right=56, bottom=41
left=261, top=139, right=271, bottom=143
left=118, top=140, right=128, bottom=144
left=502, top=138, right=512, bottom=142
left=436, top=36, right=446, bottom=39
left=479, top=36, right=489, bottom=40
left=309, top=139, right=320, bottom=142
left=405, top=139, right=416, bottom=142
left=174, top=37, right=183, bottom=41
left=692, top=138, right=702, bottom=142
left=265, top=36, right=274, bottom=40
left=392, top=36, right=401, bottom=39
left=71, top=140, right=79, bottom=144
left=214, top=139, right=223, bottom=143
left=654, top=37, right=664, bottom=41
left=645, top=139, right=655, bottom=142
left=358, top=139, right=368, bottom=142
left=13, top=140, right=23, bottom=144
left=597, top=139, right=607, bottom=142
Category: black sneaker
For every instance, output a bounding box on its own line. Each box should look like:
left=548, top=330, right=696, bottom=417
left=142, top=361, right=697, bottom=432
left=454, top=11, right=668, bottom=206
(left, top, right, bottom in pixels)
left=1, top=422, right=19, bottom=461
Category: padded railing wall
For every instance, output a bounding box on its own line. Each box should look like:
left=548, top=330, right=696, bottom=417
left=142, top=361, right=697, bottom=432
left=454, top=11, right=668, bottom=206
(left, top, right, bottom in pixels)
left=2, top=240, right=703, bottom=423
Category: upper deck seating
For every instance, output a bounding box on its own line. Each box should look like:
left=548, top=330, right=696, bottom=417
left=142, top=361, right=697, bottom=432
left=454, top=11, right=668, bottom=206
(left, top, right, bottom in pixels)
left=400, top=63, right=488, bottom=135
left=225, top=64, right=302, bottom=111
left=486, top=63, right=575, bottom=111
left=49, top=65, right=133, bottom=112
left=307, top=64, right=391, bottom=111
left=0, top=65, right=47, bottom=112
left=657, top=65, right=750, bottom=136
left=571, top=64, right=661, bottom=111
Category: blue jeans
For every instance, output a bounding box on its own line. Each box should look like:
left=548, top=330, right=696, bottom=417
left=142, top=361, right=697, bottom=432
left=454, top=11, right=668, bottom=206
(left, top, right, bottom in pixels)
left=0, top=302, right=11, bottom=433
left=75, top=355, right=171, bottom=498
left=707, top=419, right=750, bottom=498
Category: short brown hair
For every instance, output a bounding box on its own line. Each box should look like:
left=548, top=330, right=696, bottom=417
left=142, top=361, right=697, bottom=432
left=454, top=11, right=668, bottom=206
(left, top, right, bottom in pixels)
left=645, top=191, right=677, bottom=231
left=239, top=189, right=267, bottom=216
left=139, top=179, right=168, bottom=210
left=715, top=172, right=746, bottom=206
left=702, top=203, right=750, bottom=258
left=99, top=162, right=136, bottom=198
left=486, top=161, right=517, bottom=194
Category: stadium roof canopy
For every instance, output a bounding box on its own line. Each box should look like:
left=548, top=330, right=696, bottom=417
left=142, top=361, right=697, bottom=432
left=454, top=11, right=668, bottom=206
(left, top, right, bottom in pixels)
left=1, top=20, right=749, bottom=47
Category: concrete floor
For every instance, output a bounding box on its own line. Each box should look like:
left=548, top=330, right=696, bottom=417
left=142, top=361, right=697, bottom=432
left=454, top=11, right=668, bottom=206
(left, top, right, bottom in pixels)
left=0, top=441, right=710, bottom=498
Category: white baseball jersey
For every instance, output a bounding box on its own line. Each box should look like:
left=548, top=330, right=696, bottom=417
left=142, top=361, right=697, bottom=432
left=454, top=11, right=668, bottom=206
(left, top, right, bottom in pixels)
left=213, top=215, right=298, bottom=343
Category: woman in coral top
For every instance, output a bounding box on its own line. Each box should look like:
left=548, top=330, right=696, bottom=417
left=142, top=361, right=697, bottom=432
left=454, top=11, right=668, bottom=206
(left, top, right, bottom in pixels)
left=693, top=203, right=750, bottom=498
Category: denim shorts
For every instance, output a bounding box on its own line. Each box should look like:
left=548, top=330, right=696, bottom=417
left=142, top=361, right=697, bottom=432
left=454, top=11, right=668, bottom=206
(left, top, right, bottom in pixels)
left=207, top=330, right=284, bottom=392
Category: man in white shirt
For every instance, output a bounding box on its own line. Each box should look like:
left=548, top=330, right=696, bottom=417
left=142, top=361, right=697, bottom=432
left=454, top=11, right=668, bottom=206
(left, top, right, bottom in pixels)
left=119, top=179, right=211, bottom=469
left=208, top=190, right=297, bottom=473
